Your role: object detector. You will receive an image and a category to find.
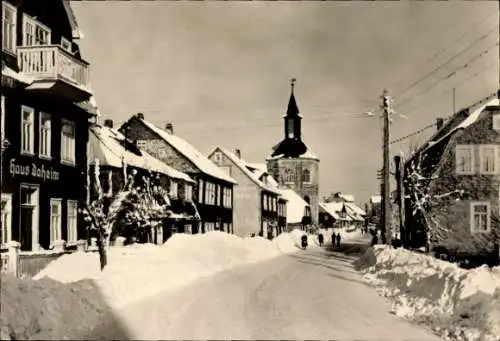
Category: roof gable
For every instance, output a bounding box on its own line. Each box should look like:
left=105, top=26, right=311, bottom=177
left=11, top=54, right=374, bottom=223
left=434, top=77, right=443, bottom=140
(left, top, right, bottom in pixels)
left=133, top=117, right=237, bottom=184
left=210, top=147, right=280, bottom=195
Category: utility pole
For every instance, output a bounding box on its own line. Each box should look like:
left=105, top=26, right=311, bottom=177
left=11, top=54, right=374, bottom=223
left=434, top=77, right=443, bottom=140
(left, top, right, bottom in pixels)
left=394, top=153, right=405, bottom=248
left=381, top=89, right=391, bottom=245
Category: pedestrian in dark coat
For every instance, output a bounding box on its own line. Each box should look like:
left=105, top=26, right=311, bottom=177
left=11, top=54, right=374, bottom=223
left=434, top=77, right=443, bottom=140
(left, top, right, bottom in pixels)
left=318, top=233, right=324, bottom=247
left=336, top=233, right=341, bottom=248
left=331, top=232, right=336, bottom=248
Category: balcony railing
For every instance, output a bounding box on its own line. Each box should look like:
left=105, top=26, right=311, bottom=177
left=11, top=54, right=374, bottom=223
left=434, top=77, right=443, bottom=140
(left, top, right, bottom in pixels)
left=17, top=45, right=90, bottom=91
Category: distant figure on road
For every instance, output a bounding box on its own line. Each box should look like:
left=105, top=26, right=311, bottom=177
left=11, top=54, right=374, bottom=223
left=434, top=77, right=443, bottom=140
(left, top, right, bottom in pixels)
left=331, top=232, right=336, bottom=248
left=318, top=233, right=324, bottom=246
left=370, top=229, right=378, bottom=246
left=336, top=233, right=341, bottom=248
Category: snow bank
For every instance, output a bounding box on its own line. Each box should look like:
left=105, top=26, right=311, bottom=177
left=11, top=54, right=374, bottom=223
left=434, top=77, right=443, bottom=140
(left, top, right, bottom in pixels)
left=0, top=275, right=131, bottom=340
left=357, top=245, right=500, bottom=341
left=34, top=231, right=301, bottom=309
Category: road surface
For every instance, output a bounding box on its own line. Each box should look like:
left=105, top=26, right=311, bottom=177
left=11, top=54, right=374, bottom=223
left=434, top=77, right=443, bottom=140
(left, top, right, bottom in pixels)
left=114, top=247, right=443, bottom=340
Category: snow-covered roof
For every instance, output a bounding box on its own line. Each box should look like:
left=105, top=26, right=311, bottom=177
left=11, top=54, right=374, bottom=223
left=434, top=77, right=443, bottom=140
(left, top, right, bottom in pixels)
left=138, top=119, right=237, bottom=184
left=423, top=97, right=499, bottom=154
left=345, top=202, right=366, bottom=217
left=338, top=193, right=355, bottom=203
left=280, top=189, right=309, bottom=224
left=370, top=196, right=382, bottom=204
left=62, top=0, right=84, bottom=39
left=266, top=147, right=319, bottom=161
left=210, top=147, right=281, bottom=195
left=246, top=163, right=267, bottom=173
left=319, top=202, right=352, bottom=221
left=88, top=125, right=195, bottom=183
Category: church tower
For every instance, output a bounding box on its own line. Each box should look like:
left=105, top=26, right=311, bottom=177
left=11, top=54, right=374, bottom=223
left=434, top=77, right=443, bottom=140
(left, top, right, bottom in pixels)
left=266, top=79, right=320, bottom=226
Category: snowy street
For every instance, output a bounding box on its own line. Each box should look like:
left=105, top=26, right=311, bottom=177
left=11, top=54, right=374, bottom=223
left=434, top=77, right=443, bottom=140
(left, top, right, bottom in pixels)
left=112, top=247, right=443, bottom=341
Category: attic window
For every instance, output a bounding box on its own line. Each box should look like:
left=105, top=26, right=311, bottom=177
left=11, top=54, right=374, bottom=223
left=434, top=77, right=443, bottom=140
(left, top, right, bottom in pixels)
left=61, top=37, right=72, bottom=53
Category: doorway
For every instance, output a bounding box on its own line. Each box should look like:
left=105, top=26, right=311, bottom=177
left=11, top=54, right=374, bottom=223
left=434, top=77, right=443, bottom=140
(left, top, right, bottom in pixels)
left=19, top=184, right=39, bottom=251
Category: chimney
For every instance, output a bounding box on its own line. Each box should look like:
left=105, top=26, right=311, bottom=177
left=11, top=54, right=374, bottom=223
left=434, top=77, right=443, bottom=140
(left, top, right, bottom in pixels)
left=235, top=148, right=241, bottom=158
left=165, top=123, right=173, bottom=135
left=136, top=112, right=144, bottom=120
left=436, top=117, right=444, bottom=131
left=104, top=119, right=113, bottom=128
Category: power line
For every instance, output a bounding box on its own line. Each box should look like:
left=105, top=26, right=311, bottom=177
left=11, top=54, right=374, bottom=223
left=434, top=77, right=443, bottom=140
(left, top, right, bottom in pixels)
left=393, top=25, right=499, bottom=102
left=390, top=11, right=499, bottom=91
left=389, top=121, right=443, bottom=145
left=393, top=41, right=499, bottom=111
left=401, top=61, right=498, bottom=117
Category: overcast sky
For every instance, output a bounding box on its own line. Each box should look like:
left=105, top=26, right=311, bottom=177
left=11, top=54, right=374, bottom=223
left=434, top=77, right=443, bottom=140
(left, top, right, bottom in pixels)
left=72, top=1, right=499, bottom=204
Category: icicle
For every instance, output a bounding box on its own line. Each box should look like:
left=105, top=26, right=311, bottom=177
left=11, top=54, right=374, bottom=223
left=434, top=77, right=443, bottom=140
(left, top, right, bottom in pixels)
left=122, top=156, right=127, bottom=183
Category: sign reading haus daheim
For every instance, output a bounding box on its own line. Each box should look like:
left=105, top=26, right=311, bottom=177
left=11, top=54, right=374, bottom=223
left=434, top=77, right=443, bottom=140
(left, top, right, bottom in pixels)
left=9, top=158, right=60, bottom=181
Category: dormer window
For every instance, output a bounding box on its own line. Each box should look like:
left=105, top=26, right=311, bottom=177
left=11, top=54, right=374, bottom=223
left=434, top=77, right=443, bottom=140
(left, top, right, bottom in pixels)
left=23, top=14, right=51, bottom=46
left=61, top=37, right=72, bottom=53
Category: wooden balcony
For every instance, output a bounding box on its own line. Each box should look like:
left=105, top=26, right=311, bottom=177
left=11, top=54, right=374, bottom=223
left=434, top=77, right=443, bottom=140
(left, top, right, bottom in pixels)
left=17, top=45, right=92, bottom=102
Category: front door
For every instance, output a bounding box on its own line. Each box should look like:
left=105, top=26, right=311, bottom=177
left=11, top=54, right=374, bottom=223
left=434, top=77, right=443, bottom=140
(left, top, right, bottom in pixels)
left=19, top=185, right=39, bottom=251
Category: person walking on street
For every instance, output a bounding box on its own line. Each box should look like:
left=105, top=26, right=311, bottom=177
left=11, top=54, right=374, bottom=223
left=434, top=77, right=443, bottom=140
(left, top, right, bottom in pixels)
left=336, top=233, right=341, bottom=248
left=318, top=233, right=324, bottom=247
left=331, top=232, right=336, bottom=249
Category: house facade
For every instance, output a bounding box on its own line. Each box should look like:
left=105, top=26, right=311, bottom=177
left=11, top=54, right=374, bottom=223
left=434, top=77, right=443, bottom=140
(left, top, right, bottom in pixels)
left=1, top=0, right=94, bottom=252
left=319, top=193, right=366, bottom=229
left=87, top=119, right=198, bottom=243
left=403, top=93, right=499, bottom=262
left=119, top=114, right=237, bottom=234
left=266, top=80, right=320, bottom=226
left=208, top=147, right=285, bottom=238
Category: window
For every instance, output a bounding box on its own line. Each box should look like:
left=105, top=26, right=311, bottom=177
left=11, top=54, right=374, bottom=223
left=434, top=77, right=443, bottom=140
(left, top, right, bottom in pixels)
left=220, top=165, right=232, bottom=176
left=287, top=118, right=294, bottom=139
left=39, top=112, right=51, bottom=158
left=302, top=169, right=311, bottom=183
left=470, top=202, right=491, bottom=233
left=185, top=184, right=193, bottom=201
left=23, top=14, right=51, bottom=46
left=170, top=180, right=178, bottom=199
left=61, top=120, right=75, bottom=164
left=205, top=182, right=216, bottom=205
left=2, top=2, right=16, bottom=53
left=223, top=187, right=232, bottom=208
left=283, top=168, right=296, bottom=184
left=479, top=145, right=497, bottom=174
left=198, top=180, right=204, bottom=203
left=263, top=194, right=268, bottom=210
left=1, top=194, right=13, bottom=246
left=455, top=145, right=474, bottom=174
left=67, top=200, right=78, bottom=243
left=21, top=106, right=35, bottom=155
left=493, top=115, right=500, bottom=131
left=137, top=140, right=148, bottom=148
left=61, top=37, right=72, bottom=52
left=50, top=199, right=62, bottom=244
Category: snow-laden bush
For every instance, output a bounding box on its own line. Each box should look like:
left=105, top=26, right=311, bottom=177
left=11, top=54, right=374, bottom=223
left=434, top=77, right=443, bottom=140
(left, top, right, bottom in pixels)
left=358, top=245, right=500, bottom=341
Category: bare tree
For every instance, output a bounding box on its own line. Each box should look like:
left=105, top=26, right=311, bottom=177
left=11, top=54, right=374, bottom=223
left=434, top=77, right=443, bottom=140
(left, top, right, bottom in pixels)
left=81, top=160, right=171, bottom=270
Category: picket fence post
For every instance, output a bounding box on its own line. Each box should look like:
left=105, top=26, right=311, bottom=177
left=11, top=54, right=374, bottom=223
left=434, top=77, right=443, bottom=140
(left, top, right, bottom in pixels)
left=7, top=241, right=20, bottom=277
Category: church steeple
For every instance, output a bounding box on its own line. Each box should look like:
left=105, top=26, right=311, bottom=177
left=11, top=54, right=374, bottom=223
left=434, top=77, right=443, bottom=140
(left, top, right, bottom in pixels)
left=284, top=78, right=302, bottom=140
